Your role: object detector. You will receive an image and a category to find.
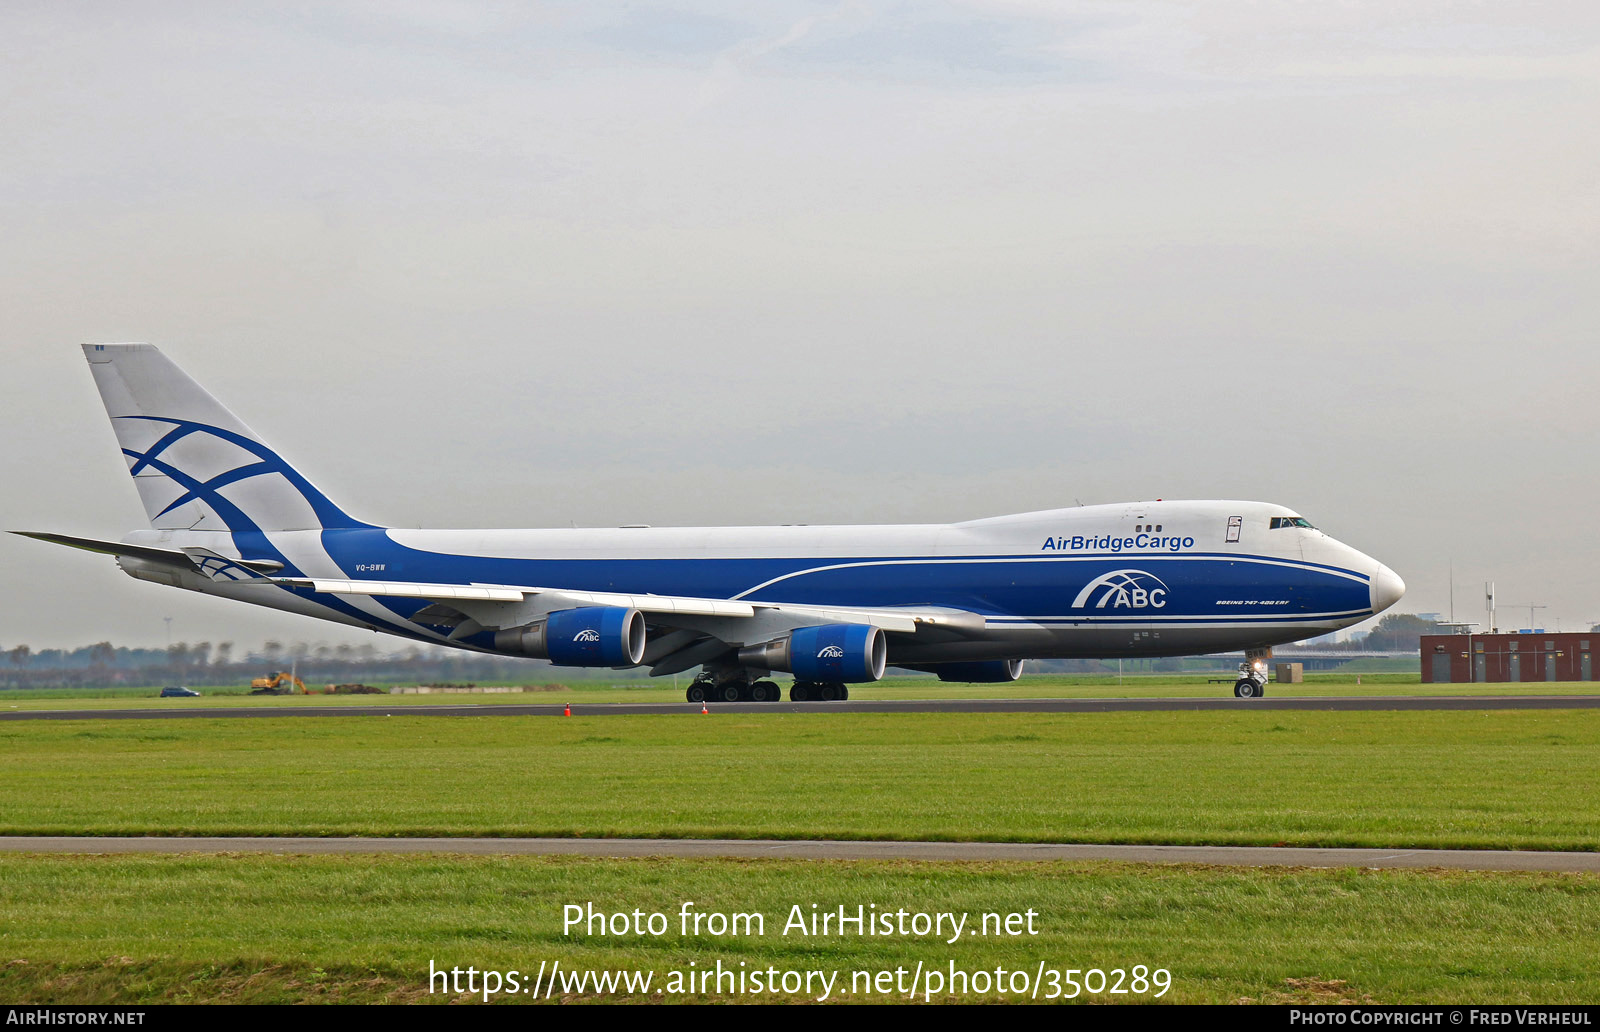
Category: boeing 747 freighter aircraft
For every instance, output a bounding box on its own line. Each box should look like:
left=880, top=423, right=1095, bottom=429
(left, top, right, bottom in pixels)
left=17, top=344, right=1404, bottom=700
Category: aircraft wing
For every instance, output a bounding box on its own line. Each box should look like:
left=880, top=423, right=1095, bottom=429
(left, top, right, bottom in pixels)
left=11, top=531, right=989, bottom=674
left=273, top=577, right=986, bottom=637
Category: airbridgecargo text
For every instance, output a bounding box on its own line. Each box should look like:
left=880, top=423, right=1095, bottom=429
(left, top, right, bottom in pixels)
left=1041, top=534, right=1196, bottom=552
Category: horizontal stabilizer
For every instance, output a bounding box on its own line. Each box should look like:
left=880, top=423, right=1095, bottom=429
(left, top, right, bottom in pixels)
left=12, top=531, right=193, bottom=566
left=13, top=533, right=287, bottom=579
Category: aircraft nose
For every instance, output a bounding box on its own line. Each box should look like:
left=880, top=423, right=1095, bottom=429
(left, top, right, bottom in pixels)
left=1370, top=564, right=1405, bottom=614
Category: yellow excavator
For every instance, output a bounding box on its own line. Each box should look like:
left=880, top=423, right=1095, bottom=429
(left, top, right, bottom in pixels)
left=249, top=671, right=308, bottom=695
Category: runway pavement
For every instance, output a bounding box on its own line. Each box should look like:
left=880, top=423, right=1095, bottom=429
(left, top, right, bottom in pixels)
left=1, top=835, right=1595, bottom=872
left=4, top=694, right=1600, bottom=720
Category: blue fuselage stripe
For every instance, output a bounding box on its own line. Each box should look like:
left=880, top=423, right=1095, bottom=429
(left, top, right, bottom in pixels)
left=308, top=530, right=1372, bottom=623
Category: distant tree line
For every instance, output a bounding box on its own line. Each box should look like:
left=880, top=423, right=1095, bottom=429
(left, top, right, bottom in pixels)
left=0, top=639, right=579, bottom=690
left=1327, top=613, right=1441, bottom=651
left=0, top=615, right=1445, bottom=689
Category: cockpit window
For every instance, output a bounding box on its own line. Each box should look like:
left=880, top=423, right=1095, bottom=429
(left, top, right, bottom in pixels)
left=1270, top=517, right=1315, bottom=530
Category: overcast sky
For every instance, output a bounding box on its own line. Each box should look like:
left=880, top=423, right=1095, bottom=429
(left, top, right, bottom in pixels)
left=3, top=1, right=1598, bottom=650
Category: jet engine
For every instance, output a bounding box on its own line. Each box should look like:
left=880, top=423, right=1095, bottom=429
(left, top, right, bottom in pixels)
left=925, top=659, right=1024, bottom=683
left=493, top=606, right=646, bottom=667
left=737, top=623, right=886, bottom=683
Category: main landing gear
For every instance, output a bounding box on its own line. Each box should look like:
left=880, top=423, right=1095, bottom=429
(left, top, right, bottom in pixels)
left=685, top=672, right=784, bottom=703
left=684, top=672, right=851, bottom=703
left=789, top=681, right=849, bottom=702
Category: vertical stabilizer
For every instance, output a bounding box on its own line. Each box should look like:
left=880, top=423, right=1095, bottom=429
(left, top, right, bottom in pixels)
left=83, top=343, right=368, bottom=533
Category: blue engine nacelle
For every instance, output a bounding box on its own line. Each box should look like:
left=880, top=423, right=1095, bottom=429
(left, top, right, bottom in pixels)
left=545, top=607, right=646, bottom=666
left=738, top=623, right=886, bottom=683
left=927, top=659, right=1024, bottom=683
left=493, top=606, right=646, bottom=667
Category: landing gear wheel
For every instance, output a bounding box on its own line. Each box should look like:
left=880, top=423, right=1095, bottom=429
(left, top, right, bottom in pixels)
left=820, top=683, right=843, bottom=701
left=750, top=680, right=778, bottom=703
left=840, top=685, right=850, bottom=701
left=686, top=684, right=707, bottom=704
left=720, top=682, right=744, bottom=703
left=1234, top=679, right=1264, bottom=699
left=790, top=682, right=810, bottom=702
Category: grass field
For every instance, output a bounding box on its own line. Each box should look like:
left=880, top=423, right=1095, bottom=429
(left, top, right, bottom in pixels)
left=2, top=710, right=1598, bottom=849
left=7, top=672, right=1600, bottom=711
left=1, top=854, right=1597, bottom=1003
left=6, top=693, right=1598, bottom=1006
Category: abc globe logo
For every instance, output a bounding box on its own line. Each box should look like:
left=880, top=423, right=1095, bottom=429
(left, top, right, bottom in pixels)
left=1072, top=569, right=1170, bottom=610
left=817, top=645, right=846, bottom=659
left=573, top=628, right=601, bottom=643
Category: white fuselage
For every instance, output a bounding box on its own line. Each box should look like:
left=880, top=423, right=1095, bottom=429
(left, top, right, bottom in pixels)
left=122, top=498, right=1403, bottom=665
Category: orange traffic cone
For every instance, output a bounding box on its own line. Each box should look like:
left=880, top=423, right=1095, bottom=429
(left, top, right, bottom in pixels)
left=563, top=703, right=571, bottom=716
left=701, top=704, right=709, bottom=715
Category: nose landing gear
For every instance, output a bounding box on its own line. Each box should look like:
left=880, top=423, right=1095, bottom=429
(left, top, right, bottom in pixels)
left=1233, top=677, right=1264, bottom=698
left=1233, top=648, right=1271, bottom=698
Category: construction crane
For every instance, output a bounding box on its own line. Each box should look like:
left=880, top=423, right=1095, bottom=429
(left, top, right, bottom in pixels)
left=1502, top=603, right=1548, bottom=631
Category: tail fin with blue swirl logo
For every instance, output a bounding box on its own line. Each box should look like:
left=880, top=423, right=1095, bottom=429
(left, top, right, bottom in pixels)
left=82, top=343, right=369, bottom=533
